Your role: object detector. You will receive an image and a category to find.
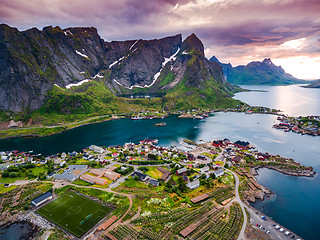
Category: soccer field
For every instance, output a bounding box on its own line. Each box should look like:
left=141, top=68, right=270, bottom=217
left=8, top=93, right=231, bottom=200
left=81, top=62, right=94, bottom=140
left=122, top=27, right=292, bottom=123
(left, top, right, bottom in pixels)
left=36, top=191, right=112, bottom=237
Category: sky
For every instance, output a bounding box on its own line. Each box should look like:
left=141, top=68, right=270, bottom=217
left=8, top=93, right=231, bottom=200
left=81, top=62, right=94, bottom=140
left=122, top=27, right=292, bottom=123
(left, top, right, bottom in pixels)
left=1, top=0, right=320, bottom=79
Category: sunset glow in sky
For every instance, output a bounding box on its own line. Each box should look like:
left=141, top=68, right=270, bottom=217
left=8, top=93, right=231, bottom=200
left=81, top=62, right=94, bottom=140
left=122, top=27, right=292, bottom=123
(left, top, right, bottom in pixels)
left=1, top=0, right=319, bottom=79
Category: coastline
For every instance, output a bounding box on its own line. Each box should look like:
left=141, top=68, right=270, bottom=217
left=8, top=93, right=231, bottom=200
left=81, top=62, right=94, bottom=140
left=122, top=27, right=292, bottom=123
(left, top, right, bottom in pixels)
left=0, top=108, right=283, bottom=140
left=0, top=220, right=40, bottom=239
left=0, top=115, right=118, bottom=140
left=254, top=165, right=315, bottom=177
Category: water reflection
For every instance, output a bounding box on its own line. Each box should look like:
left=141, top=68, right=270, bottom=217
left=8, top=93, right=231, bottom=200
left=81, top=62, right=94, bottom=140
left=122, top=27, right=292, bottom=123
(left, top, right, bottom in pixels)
left=234, top=85, right=320, bottom=116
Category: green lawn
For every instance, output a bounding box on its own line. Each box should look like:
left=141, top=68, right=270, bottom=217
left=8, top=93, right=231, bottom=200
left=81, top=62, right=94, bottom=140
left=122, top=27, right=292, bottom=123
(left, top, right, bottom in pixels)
left=36, top=190, right=112, bottom=237
left=31, top=166, right=47, bottom=175
left=0, top=176, right=25, bottom=183
left=145, top=167, right=162, bottom=179
left=0, top=184, right=17, bottom=193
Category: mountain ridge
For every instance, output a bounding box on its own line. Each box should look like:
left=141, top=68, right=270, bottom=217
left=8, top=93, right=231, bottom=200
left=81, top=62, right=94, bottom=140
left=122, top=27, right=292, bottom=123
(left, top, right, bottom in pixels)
left=0, top=24, right=239, bottom=116
left=209, top=56, right=307, bottom=86
left=303, top=79, right=320, bottom=88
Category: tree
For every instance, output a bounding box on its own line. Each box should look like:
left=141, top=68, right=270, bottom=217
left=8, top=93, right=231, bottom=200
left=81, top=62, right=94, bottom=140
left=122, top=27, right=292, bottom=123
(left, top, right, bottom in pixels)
left=9, top=172, right=17, bottom=178
left=1, top=171, right=9, bottom=178
left=38, top=173, right=47, bottom=181
left=133, top=175, right=139, bottom=181
left=224, top=163, right=229, bottom=168
left=210, top=173, right=216, bottom=179
left=138, top=166, right=148, bottom=172
left=177, top=176, right=188, bottom=193
left=200, top=174, right=207, bottom=180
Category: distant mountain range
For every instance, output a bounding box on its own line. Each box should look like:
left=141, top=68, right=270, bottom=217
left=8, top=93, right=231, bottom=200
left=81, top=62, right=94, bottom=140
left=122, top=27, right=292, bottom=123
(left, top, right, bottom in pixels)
left=303, top=79, right=320, bottom=88
left=209, top=56, right=307, bottom=86
left=0, top=24, right=237, bottom=114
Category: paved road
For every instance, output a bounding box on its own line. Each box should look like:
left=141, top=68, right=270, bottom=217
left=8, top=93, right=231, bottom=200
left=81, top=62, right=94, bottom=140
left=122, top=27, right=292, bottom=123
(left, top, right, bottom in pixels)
left=226, top=169, right=247, bottom=240
left=226, top=170, right=304, bottom=240
left=248, top=207, right=303, bottom=240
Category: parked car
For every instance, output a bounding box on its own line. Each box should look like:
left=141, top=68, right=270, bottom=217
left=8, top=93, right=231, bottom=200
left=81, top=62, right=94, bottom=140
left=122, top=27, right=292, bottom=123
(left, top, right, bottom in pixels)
left=265, top=230, right=270, bottom=234
left=285, top=231, right=290, bottom=236
left=279, top=228, right=284, bottom=232
left=275, top=225, right=280, bottom=230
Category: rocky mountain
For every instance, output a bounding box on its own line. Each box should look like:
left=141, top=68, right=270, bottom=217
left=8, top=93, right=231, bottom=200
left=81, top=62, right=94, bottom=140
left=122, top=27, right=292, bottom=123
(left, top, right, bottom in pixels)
left=0, top=24, right=237, bottom=114
left=303, top=79, right=320, bottom=88
left=209, top=56, right=306, bottom=85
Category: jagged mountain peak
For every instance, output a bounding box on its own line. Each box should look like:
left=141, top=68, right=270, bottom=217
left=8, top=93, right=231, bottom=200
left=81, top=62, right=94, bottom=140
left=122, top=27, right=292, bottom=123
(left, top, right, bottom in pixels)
left=0, top=24, right=235, bottom=112
left=209, top=56, right=220, bottom=63
left=181, top=33, right=204, bottom=55
left=210, top=55, right=304, bottom=85
left=262, top=58, right=272, bottom=64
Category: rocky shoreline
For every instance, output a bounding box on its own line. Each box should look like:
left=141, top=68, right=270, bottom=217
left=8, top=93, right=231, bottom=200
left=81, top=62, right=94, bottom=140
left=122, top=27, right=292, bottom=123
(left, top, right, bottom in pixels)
left=254, top=165, right=316, bottom=177
left=0, top=220, right=40, bottom=240
left=242, top=165, right=315, bottom=204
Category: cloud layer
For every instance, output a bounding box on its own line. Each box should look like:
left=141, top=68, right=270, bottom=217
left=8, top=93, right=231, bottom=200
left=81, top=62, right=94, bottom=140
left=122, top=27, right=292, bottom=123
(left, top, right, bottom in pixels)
left=1, top=0, right=319, bottom=79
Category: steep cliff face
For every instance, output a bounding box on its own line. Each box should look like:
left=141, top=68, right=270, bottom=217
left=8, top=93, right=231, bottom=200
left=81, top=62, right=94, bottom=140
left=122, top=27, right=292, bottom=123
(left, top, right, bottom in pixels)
left=0, top=24, right=185, bottom=111
left=106, top=34, right=181, bottom=91
left=0, top=24, right=107, bottom=111
left=152, top=34, right=236, bottom=109
left=0, top=24, right=236, bottom=113
left=210, top=56, right=306, bottom=85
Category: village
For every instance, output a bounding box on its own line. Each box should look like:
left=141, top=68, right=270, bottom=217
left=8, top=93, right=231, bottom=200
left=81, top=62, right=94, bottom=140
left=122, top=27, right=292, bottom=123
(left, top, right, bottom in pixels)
left=273, top=115, right=320, bottom=136
left=0, top=138, right=312, bottom=240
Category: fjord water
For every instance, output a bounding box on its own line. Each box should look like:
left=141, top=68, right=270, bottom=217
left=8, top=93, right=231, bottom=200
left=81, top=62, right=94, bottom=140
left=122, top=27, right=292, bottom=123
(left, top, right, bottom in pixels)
left=234, top=84, right=320, bottom=116
left=0, top=85, right=319, bottom=239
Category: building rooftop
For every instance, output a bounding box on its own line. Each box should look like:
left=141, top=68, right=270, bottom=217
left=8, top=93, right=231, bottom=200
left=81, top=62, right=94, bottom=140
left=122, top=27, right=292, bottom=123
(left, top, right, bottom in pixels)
left=131, top=172, right=148, bottom=181
left=53, top=173, right=78, bottom=181
left=190, top=193, right=209, bottom=203
left=177, top=168, right=188, bottom=174
left=32, top=191, right=52, bottom=205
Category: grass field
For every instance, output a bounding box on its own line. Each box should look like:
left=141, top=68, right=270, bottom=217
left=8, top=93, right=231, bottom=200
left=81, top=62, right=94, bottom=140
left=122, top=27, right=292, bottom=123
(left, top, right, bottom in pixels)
left=37, top=191, right=112, bottom=237
left=145, top=167, right=162, bottom=179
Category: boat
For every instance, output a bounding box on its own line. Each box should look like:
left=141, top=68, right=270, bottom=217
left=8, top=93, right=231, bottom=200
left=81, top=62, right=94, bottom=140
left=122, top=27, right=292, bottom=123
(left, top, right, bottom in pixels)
left=140, top=138, right=158, bottom=145
left=154, top=122, right=166, bottom=127
left=131, top=116, right=143, bottom=120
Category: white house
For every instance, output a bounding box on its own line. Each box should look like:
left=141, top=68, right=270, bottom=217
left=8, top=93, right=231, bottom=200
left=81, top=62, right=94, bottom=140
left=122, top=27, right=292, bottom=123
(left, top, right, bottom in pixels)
left=187, top=179, right=200, bottom=189
left=213, top=169, right=224, bottom=178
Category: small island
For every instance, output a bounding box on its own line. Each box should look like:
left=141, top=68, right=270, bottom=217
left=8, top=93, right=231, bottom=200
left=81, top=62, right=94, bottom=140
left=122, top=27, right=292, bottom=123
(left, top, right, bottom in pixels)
left=273, top=115, right=320, bottom=136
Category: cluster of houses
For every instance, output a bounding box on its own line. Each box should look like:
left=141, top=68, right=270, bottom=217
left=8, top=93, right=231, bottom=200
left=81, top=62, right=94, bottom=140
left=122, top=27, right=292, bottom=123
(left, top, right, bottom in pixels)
left=212, top=139, right=250, bottom=149
left=221, top=105, right=278, bottom=114
left=175, top=164, right=225, bottom=190
left=80, top=167, right=121, bottom=185
left=0, top=150, right=39, bottom=164
left=273, top=115, right=320, bottom=136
